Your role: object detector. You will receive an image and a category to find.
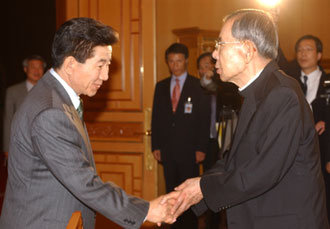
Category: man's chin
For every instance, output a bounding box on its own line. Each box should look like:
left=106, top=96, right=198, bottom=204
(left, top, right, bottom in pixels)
left=85, top=90, right=98, bottom=97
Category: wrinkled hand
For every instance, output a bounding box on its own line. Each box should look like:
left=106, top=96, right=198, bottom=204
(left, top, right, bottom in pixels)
left=170, top=177, right=203, bottom=218
left=315, top=121, right=325, bottom=135
left=146, top=195, right=177, bottom=226
left=152, top=150, right=161, bottom=162
left=196, top=151, right=205, bottom=163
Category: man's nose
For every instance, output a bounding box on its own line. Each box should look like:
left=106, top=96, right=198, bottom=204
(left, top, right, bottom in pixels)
left=100, top=70, right=109, bottom=81
left=212, top=50, right=218, bottom=59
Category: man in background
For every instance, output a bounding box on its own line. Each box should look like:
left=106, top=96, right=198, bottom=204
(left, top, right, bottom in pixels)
left=3, top=55, right=46, bottom=158
left=152, top=43, right=210, bottom=228
left=289, top=34, right=330, bottom=220
left=198, top=52, right=241, bottom=171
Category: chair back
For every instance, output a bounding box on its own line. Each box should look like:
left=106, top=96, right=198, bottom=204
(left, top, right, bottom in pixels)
left=66, top=211, right=83, bottom=229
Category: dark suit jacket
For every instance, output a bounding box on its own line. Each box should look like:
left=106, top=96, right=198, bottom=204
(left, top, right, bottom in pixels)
left=0, top=71, right=148, bottom=229
left=151, top=74, right=210, bottom=163
left=193, top=61, right=328, bottom=229
left=288, top=65, right=330, bottom=167
left=2, top=81, right=28, bottom=152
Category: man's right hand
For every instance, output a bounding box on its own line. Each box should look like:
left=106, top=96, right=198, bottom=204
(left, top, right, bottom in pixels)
left=152, top=150, right=161, bottom=162
left=315, top=121, right=325, bottom=135
left=146, top=195, right=177, bottom=226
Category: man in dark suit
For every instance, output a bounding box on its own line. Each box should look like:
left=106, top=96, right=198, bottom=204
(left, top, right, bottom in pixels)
left=288, top=34, right=330, bottom=220
left=198, top=52, right=241, bottom=167
left=164, top=9, right=329, bottom=229
left=0, top=17, right=175, bottom=229
left=2, top=55, right=46, bottom=158
left=151, top=43, right=210, bottom=228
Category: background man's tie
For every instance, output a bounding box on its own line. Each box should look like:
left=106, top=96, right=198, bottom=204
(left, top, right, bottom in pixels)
left=172, top=79, right=180, bottom=112
left=302, top=75, right=308, bottom=95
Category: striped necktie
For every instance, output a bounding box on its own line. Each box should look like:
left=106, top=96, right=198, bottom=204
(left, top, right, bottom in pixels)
left=77, top=98, right=84, bottom=120
left=172, top=79, right=181, bottom=112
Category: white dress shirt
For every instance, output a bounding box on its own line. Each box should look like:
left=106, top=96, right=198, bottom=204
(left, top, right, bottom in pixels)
left=50, top=68, right=81, bottom=109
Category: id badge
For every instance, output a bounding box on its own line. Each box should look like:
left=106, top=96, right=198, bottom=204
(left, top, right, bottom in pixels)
left=184, top=97, right=193, bottom=114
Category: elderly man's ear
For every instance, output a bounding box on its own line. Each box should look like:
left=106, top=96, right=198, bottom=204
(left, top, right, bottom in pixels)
left=242, top=41, right=256, bottom=63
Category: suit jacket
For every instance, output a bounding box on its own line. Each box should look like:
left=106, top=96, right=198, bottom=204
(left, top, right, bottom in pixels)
left=288, top=65, right=330, bottom=167
left=193, top=61, right=328, bottom=229
left=151, top=74, right=210, bottom=163
left=0, top=71, right=149, bottom=229
left=2, top=81, right=28, bottom=152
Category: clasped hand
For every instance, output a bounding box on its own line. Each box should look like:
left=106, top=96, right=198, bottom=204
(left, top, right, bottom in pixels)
left=146, top=177, right=203, bottom=226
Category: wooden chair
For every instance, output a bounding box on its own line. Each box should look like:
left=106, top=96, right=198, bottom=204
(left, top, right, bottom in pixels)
left=66, top=211, right=83, bottom=229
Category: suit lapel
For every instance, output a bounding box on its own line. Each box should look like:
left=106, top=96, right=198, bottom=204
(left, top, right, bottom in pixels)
left=316, top=71, right=327, bottom=97
left=226, top=61, right=278, bottom=163
left=227, top=97, right=256, bottom=163
left=62, top=104, right=89, bottom=148
left=42, top=71, right=94, bottom=166
left=164, top=78, right=173, bottom=113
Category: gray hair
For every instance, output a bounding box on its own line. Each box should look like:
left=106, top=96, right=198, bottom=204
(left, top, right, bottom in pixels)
left=224, top=9, right=278, bottom=60
left=22, top=55, right=47, bottom=69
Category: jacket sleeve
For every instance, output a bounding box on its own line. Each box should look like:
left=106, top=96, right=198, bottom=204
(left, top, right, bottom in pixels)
left=31, top=108, right=149, bottom=229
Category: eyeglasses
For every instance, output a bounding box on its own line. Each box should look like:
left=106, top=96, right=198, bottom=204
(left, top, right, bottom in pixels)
left=215, top=40, right=241, bottom=50
left=297, top=47, right=316, bottom=53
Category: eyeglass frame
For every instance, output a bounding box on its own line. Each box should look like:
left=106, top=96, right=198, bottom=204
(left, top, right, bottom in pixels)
left=215, top=39, right=242, bottom=50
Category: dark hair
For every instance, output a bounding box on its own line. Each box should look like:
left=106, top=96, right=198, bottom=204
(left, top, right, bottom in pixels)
left=165, top=43, right=189, bottom=61
left=295, top=35, right=323, bottom=53
left=51, top=17, right=119, bottom=69
left=197, top=52, right=216, bottom=69
left=22, top=55, right=47, bottom=69
left=224, top=9, right=278, bottom=60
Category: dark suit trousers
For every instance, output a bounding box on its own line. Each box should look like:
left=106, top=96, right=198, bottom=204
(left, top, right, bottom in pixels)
left=163, top=160, right=199, bottom=229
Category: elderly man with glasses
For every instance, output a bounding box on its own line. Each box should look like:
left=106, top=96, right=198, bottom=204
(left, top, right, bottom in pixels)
left=163, top=9, right=329, bottom=229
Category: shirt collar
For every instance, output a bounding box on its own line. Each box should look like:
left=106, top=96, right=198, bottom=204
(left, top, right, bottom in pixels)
left=171, top=72, right=187, bottom=83
left=239, top=69, right=263, bottom=92
left=300, top=66, right=321, bottom=80
left=25, top=80, right=34, bottom=92
left=49, top=68, right=81, bottom=109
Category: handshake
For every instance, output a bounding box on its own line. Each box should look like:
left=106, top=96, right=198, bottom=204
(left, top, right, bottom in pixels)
left=145, top=177, right=203, bottom=226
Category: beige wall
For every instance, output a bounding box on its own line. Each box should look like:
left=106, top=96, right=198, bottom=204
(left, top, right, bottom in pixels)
left=156, top=0, right=330, bottom=81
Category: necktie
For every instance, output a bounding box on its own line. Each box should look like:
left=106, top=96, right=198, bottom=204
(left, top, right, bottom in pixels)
left=77, top=98, right=84, bottom=120
left=302, top=75, right=308, bottom=95
left=172, top=79, right=181, bottom=112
